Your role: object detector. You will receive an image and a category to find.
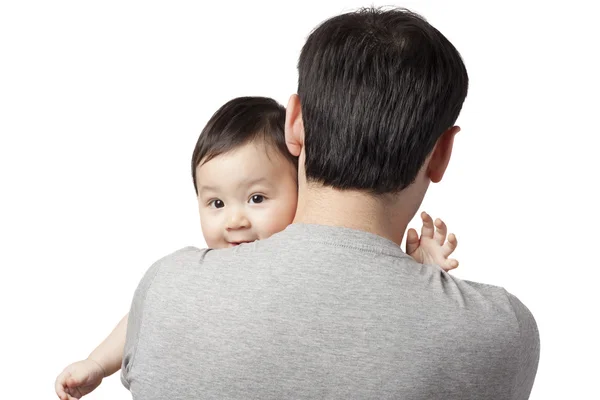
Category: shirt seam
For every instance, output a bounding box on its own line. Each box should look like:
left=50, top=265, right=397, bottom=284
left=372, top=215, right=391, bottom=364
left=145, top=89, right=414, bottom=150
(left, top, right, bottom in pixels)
left=123, top=260, right=164, bottom=386
left=504, top=288, right=523, bottom=399
left=289, top=237, right=410, bottom=259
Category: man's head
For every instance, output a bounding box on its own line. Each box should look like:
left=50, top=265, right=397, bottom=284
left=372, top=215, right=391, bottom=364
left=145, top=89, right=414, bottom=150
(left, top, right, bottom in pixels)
left=286, top=7, right=468, bottom=200
left=192, top=97, right=298, bottom=248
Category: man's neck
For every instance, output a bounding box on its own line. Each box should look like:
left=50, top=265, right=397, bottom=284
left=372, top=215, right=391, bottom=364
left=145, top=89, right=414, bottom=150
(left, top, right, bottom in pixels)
left=293, top=183, right=423, bottom=247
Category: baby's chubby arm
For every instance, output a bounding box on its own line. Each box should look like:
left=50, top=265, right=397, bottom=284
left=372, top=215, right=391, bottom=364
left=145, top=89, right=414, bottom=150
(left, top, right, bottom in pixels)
left=55, top=314, right=128, bottom=399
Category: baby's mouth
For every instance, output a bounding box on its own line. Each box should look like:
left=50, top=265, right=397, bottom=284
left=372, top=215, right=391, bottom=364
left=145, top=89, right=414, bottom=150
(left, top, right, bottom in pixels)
left=228, top=240, right=254, bottom=247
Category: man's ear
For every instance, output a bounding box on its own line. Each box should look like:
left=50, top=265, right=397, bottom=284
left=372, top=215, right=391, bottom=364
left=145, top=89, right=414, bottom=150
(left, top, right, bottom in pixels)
left=428, top=126, right=461, bottom=183
left=285, top=94, right=304, bottom=157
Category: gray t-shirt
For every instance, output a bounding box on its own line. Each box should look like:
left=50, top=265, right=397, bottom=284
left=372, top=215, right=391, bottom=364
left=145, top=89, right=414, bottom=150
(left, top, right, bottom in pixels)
left=122, top=224, right=539, bottom=399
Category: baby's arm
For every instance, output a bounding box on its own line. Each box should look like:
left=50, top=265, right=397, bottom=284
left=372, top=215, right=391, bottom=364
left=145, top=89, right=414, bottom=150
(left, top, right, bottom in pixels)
left=88, top=313, right=128, bottom=376
left=405, top=211, right=459, bottom=271
left=55, top=314, right=128, bottom=400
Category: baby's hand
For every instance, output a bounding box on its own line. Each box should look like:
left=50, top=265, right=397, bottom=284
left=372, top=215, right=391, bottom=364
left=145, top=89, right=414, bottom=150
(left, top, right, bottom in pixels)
left=55, top=359, right=105, bottom=400
left=406, top=211, right=459, bottom=272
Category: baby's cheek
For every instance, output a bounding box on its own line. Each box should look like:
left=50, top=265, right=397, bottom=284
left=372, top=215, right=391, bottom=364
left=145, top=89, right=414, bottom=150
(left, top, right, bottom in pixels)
left=200, top=214, right=223, bottom=248
left=259, top=204, right=296, bottom=238
left=204, top=233, right=222, bottom=248
left=264, top=217, right=291, bottom=236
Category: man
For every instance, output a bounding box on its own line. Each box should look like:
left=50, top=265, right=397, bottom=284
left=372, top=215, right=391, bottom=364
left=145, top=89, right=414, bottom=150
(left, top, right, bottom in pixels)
left=122, top=7, right=539, bottom=399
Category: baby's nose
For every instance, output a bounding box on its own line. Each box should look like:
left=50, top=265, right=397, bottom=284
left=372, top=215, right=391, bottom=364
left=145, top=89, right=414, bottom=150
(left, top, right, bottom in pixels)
left=226, top=208, right=250, bottom=230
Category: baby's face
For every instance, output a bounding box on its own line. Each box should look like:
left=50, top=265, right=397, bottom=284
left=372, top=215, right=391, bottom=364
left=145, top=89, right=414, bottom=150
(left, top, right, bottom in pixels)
left=195, top=142, right=298, bottom=248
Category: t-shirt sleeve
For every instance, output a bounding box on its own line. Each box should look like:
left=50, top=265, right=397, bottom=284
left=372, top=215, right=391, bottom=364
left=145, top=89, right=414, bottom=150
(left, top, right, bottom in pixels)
left=507, top=292, right=540, bottom=399
left=120, top=260, right=162, bottom=389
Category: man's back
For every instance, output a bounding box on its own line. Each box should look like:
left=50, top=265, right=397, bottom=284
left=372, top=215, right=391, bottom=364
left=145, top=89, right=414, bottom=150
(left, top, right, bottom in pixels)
left=122, top=224, right=539, bottom=399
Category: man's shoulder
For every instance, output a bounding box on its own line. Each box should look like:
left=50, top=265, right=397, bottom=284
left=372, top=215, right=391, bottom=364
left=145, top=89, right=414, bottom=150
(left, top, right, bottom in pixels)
left=163, top=245, right=207, bottom=260
left=462, top=279, right=540, bottom=388
left=461, top=278, right=513, bottom=304
left=152, top=246, right=209, bottom=268
left=459, top=278, right=538, bottom=334
left=138, top=246, right=209, bottom=284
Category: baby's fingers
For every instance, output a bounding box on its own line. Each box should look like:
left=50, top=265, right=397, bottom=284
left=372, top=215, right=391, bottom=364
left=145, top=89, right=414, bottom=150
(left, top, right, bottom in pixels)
left=406, top=228, right=420, bottom=255
left=65, top=386, right=82, bottom=399
left=420, top=212, right=435, bottom=239
left=55, top=371, right=70, bottom=400
left=442, top=233, right=458, bottom=257
left=434, top=218, right=448, bottom=245
left=442, top=258, right=459, bottom=272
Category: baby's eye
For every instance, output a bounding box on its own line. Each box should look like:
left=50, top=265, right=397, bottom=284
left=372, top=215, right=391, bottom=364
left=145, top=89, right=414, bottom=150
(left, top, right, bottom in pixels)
left=249, top=195, right=265, bottom=204
left=209, top=199, right=225, bottom=209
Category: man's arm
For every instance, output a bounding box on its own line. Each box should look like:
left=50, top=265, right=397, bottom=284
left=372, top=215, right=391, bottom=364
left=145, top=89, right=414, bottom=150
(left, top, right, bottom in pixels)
left=121, top=262, right=162, bottom=389
left=507, top=293, right=540, bottom=399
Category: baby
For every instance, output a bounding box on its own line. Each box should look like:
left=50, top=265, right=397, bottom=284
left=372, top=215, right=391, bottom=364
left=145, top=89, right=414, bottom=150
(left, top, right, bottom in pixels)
left=55, top=96, right=458, bottom=399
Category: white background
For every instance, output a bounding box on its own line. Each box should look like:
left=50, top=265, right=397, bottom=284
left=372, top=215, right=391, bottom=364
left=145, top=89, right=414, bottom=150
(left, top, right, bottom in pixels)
left=1, top=1, right=598, bottom=398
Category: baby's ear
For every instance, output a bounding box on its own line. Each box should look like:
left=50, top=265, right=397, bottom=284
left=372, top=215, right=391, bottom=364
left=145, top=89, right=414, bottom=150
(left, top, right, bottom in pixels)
left=285, top=94, right=304, bottom=157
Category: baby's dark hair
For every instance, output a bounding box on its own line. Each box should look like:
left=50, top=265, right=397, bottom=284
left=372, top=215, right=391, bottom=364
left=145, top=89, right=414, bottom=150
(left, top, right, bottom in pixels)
left=191, top=96, right=298, bottom=194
